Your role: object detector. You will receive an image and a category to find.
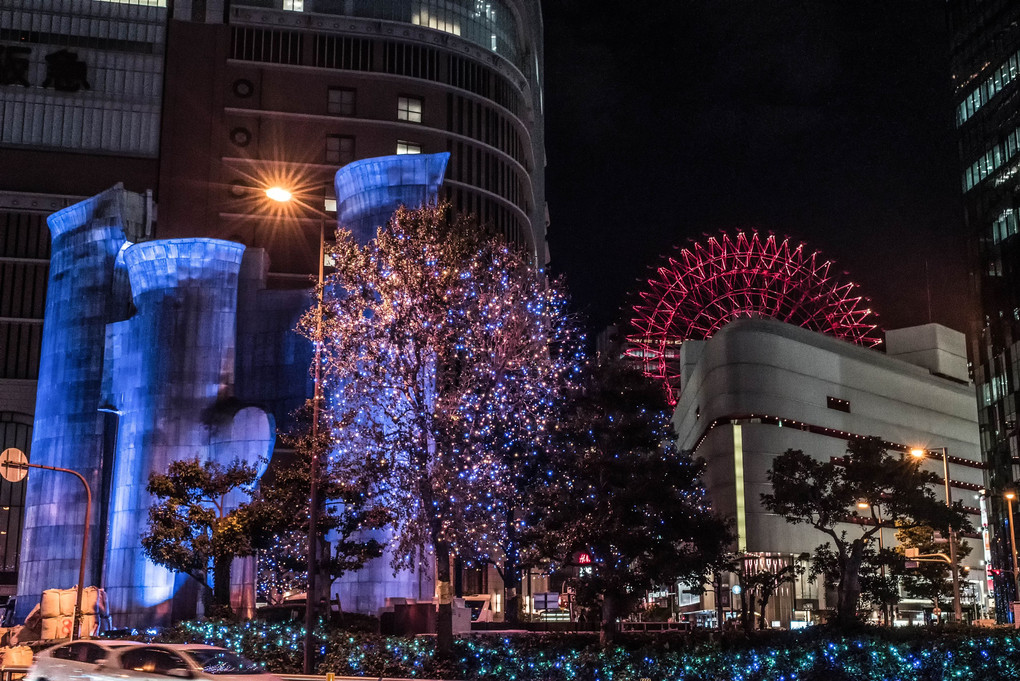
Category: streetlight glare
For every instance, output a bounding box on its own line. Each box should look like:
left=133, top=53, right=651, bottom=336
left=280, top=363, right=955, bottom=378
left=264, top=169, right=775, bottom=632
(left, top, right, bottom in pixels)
left=909, top=448, right=927, bottom=459
left=265, top=186, right=293, bottom=202
left=1007, top=491, right=1017, bottom=500
left=857, top=501, right=870, bottom=509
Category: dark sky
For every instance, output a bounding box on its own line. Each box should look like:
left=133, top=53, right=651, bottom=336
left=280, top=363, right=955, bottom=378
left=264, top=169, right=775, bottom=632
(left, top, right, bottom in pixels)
left=542, top=1, right=973, bottom=339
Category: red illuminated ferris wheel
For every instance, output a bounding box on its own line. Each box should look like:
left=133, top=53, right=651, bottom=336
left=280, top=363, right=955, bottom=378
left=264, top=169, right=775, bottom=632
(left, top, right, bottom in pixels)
left=629, top=231, right=882, bottom=404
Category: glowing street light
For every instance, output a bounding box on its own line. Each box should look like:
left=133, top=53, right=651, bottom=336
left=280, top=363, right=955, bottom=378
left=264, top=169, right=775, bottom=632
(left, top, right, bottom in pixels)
left=910, top=447, right=963, bottom=623
left=1006, top=491, right=1020, bottom=605
left=265, top=186, right=293, bottom=203
left=858, top=499, right=890, bottom=625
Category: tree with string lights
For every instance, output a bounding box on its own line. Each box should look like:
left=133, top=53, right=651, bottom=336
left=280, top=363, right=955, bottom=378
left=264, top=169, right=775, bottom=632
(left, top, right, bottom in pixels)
left=300, top=203, right=584, bottom=653
left=526, top=357, right=732, bottom=643
left=254, top=402, right=391, bottom=613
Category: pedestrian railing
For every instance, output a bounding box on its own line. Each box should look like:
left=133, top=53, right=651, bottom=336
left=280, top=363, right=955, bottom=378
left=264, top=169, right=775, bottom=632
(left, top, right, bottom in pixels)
left=0, top=667, right=28, bottom=681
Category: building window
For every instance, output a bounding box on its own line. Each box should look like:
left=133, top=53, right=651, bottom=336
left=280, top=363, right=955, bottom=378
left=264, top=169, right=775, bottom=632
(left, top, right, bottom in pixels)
left=826, top=396, right=851, bottom=413
left=328, top=88, right=355, bottom=115
left=396, top=140, right=422, bottom=155
left=397, top=95, right=423, bottom=123
left=326, top=135, right=355, bottom=165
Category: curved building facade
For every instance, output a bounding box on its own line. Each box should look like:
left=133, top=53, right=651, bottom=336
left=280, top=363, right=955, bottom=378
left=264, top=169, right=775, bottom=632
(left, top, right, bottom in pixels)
left=157, top=0, right=547, bottom=278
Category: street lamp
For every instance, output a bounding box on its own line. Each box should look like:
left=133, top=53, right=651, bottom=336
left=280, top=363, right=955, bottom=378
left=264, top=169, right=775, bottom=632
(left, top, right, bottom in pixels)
left=266, top=186, right=325, bottom=674
left=265, top=186, right=293, bottom=203
left=858, top=500, right=889, bottom=625
left=1006, top=491, right=1020, bottom=607
left=910, top=447, right=963, bottom=623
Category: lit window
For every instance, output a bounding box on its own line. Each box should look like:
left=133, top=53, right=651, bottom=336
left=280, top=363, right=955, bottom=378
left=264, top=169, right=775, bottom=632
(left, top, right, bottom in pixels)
left=396, top=140, right=422, bottom=155
left=282, top=0, right=303, bottom=9
left=397, top=96, right=423, bottom=123
left=326, top=135, right=355, bottom=165
left=412, top=10, right=460, bottom=36
left=328, top=88, right=355, bottom=116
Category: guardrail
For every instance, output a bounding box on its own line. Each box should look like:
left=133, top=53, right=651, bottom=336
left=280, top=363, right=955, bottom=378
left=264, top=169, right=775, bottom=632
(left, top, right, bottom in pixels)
left=0, top=666, right=28, bottom=681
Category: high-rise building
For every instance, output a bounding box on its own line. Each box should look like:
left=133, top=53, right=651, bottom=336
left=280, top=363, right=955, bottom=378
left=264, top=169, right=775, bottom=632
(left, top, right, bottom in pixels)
left=157, top=0, right=548, bottom=280
left=948, top=0, right=1020, bottom=616
left=0, top=0, right=168, bottom=602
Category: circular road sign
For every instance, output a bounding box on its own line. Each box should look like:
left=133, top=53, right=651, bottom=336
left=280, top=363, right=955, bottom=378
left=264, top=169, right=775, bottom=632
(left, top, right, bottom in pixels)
left=0, top=448, right=28, bottom=483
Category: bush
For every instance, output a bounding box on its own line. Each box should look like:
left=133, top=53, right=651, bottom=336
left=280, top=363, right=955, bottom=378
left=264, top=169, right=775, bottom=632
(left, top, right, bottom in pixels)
left=116, top=620, right=1020, bottom=680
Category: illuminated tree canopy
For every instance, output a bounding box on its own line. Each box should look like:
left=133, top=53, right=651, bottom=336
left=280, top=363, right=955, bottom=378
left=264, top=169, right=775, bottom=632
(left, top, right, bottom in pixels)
left=630, top=230, right=882, bottom=403
left=299, top=202, right=583, bottom=651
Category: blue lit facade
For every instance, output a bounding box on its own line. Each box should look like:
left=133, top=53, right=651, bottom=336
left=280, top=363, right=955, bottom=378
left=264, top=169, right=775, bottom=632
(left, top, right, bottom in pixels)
left=20, top=153, right=451, bottom=625
left=102, top=239, right=275, bottom=624
left=19, top=187, right=136, bottom=615
left=19, top=187, right=283, bottom=626
left=335, top=152, right=451, bottom=243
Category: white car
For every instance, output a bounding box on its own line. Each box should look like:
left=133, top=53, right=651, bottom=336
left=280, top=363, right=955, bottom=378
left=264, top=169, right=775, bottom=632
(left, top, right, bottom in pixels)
left=90, top=644, right=280, bottom=681
left=27, top=640, right=143, bottom=681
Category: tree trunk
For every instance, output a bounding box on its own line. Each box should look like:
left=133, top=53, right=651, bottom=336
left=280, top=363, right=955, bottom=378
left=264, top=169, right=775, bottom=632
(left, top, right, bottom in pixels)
left=758, top=591, right=771, bottom=630
left=503, top=508, right=521, bottom=625
left=739, top=581, right=752, bottom=633
left=714, top=572, right=725, bottom=632
left=600, top=593, right=620, bottom=645
left=835, top=543, right=865, bottom=626
left=435, top=539, right=454, bottom=656
left=212, top=554, right=233, bottom=617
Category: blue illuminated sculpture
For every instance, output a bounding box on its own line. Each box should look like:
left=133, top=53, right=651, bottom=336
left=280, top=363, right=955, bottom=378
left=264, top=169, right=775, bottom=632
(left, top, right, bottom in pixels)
left=102, top=239, right=273, bottom=623
left=18, top=153, right=451, bottom=627
left=335, top=152, right=451, bottom=244
left=18, top=187, right=135, bottom=620
left=18, top=187, right=275, bottom=627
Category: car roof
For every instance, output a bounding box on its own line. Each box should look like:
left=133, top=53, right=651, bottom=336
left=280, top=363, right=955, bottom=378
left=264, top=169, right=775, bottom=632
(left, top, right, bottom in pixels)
left=47, top=640, right=143, bottom=650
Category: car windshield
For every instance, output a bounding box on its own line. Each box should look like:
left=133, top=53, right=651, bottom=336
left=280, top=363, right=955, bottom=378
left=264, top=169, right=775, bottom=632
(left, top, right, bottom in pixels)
left=183, top=650, right=263, bottom=675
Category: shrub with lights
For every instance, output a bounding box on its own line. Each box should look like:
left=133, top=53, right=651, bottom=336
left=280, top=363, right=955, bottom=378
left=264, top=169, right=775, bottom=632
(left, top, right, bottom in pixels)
left=142, top=620, right=1020, bottom=680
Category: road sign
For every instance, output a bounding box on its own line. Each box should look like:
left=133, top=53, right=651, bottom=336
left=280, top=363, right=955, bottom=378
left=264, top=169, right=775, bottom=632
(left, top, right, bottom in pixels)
left=0, top=448, right=28, bottom=483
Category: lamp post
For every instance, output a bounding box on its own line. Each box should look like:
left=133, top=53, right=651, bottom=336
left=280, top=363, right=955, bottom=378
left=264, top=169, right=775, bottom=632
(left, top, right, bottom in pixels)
left=266, top=186, right=325, bottom=674
left=910, top=447, right=963, bottom=623
left=1006, top=491, right=1020, bottom=607
left=859, top=500, right=889, bottom=625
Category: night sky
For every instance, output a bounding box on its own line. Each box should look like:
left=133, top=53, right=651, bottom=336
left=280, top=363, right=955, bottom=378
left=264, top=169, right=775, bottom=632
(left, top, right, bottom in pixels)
left=542, top=1, right=972, bottom=340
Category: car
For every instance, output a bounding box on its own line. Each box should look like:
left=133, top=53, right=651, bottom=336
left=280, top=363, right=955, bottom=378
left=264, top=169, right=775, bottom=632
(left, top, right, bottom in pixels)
left=90, top=645, right=280, bottom=681
left=27, top=640, right=142, bottom=681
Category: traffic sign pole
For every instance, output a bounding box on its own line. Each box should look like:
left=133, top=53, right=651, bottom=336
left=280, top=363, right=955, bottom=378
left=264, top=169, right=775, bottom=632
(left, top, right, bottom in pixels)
left=0, top=449, right=92, bottom=640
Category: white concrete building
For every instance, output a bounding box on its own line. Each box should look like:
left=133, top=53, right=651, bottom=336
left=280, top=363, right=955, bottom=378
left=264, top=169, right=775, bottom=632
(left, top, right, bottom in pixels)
left=671, top=318, right=987, bottom=626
